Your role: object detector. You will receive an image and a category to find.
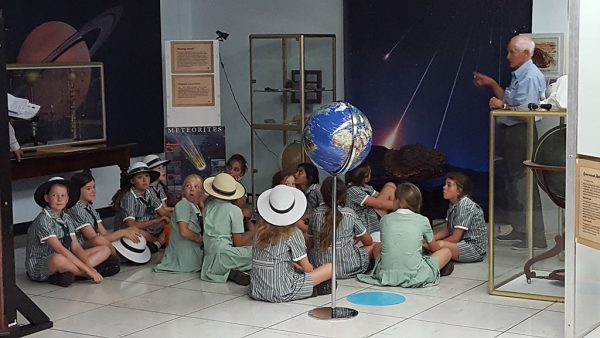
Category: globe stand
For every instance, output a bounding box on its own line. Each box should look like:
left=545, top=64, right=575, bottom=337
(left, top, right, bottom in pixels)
left=308, top=174, right=359, bottom=320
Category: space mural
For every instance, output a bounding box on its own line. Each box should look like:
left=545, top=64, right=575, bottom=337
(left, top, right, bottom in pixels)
left=344, top=0, right=533, bottom=172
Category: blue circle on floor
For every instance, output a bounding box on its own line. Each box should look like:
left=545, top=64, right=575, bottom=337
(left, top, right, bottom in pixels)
left=346, top=292, right=406, bottom=306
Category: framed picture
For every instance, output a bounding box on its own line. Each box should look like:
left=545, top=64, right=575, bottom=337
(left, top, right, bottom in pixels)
left=527, top=33, right=564, bottom=79
left=290, top=70, right=322, bottom=104
left=170, top=41, right=214, bottom=73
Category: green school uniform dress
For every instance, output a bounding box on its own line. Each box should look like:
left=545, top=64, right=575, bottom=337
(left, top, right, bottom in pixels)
left=155, top=198, right=204, bottom=273
left=358, top=209, right=440, bottom=288
left=200, top=198, right=252, bottom=283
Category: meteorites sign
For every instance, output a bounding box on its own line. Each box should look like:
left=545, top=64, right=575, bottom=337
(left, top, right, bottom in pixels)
left=165, top=126, right=225, bottom=198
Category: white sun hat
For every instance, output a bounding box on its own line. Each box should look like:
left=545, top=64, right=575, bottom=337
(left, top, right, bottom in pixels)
left=203, top=173, right=245, bottom=201
left=142, top=154, right=171, bottom=169
left=257, top=185, right=307, bottom=226
left=112, top=236, right=151, bottom=264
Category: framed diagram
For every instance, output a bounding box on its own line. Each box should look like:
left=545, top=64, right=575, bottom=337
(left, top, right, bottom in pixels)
left=528, top=33, right=564, bottom=79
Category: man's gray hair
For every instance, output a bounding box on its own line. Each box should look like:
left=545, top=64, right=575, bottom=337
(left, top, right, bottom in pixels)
left=512, top=35, right=535, bottom=54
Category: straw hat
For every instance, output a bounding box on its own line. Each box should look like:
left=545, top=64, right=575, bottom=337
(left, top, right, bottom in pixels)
left=34, top=177, right=80, bottom=208
left=127, top=162, right=160, bottom=182
left=203, top=173, right=245, bottom=200
left=142, top=154, right=171, bottom=169
left=257, top=185, right=306, bottom=226
left=112, top=236, right=151, bottom=264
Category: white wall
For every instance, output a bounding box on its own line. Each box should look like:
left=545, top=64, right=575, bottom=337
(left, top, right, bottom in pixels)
left=567, top=0, right=600, bottom=336
left=533, top=0, right=568, bottom=34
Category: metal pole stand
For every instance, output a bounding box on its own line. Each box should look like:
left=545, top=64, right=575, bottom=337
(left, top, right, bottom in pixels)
left=308, top=174, right=358, bottom=320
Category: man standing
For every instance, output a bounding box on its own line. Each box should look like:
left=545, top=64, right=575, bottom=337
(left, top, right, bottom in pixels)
left=473, top=34, right=547, bottom=250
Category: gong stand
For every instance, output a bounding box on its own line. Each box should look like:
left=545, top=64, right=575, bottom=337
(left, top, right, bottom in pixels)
left=0, top=13, right=53, bottom=336
left=522, top=160, right=565, bottom=284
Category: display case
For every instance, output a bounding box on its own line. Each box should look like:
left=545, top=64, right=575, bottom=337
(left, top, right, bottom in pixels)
left=488, top=109, right=567, bottom=302
left=7, top=63, right=106, bottom=150
left=249, top=34, right=336, bottom=202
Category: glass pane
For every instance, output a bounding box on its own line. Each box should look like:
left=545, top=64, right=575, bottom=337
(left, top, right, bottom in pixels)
left=7, top=63, right=106, bottom=149
left=490, top=112, right=565, bottom=300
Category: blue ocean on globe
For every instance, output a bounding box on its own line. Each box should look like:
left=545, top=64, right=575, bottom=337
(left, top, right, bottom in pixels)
left=302, top=101, right=373, bottom=174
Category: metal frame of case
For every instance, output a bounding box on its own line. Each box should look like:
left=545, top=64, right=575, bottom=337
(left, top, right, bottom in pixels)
left=488, top=109, right=567, bottom=302
left=6, top=62, right=107, bottom=150
left=249, top=33, right=336, bottom=206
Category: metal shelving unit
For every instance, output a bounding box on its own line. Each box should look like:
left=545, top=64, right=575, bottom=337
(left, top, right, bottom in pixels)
left=249, top=33, right=336, bottom=205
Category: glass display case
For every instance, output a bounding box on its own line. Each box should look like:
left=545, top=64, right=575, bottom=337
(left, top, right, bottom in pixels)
left=488, top=109, right=567, bottom=302
left=249, top=34, right=336, bottom=202
left=7, top=63, right=106, bottom=150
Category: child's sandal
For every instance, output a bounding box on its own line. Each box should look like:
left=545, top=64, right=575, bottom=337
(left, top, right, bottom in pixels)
left=228, top=270, right=250, bottom=286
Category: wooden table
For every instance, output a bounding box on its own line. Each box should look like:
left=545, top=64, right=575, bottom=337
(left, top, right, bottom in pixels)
left=10, top=143, right=135, bottom=180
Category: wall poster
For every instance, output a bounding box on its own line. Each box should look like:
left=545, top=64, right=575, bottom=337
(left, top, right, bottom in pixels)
left=576, top=158, right=600, bottom=250
left=165, top=126, right=225, bottom=199
left=170, top=41, right=214, bottom=73
left=171, top=75, right=215, bottom=107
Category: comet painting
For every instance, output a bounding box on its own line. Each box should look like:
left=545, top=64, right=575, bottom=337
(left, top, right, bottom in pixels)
left=345, top=0, right=533, bottom=171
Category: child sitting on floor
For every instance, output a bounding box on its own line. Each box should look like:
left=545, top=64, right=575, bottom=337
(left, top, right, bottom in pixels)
left=272, top=170, right=309, bottom=237
left=111, top=162, right=171, bottom=254
left=201, top=173, right=254, bottom=285
left=249, top=185, right=333, bottom=302
left=143, top=154, right=177, bottom=208
left=345, top=162, right=396, bottom=234
left=309, top=177, right=376, bottom=279
left=294, top=163, right=322, bottom=214
left=68, top=170, right=143, bottom=256
left=434, top=172, right=488, bottom=263
left=271, top=170, right=296, bottom=188
left=358, top=183, right=453, bottom=288
left=155, top=174, right=205, bottom=273
left=143, top=154, right=175, bottom=245
left=226, top=154, right=253, bottom=219
left=26, top=177, right=117, bottom=287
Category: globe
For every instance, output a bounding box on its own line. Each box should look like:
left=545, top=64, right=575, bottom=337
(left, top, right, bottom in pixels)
left=532, top=124, right=566, bottom=206
left=302, top=101, right=373, bottom=175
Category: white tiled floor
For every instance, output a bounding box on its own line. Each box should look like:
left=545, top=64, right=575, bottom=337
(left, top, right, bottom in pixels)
left=11, top=248, right=565, bottom=338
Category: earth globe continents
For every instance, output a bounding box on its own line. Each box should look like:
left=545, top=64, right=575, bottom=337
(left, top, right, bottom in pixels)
left=302, top=101, right=372, bottom=175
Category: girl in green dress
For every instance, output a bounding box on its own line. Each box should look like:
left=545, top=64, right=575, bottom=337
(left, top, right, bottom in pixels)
left=155, top=175, right=205, bottom=273
left=357, top=183, right=453, bottom=288
left=201, top=173, right=255, bottom=285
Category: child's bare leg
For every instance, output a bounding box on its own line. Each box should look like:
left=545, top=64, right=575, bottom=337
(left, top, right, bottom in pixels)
left=371, top=242, right=383, bottom=259
left=84, top=235, right=112, bottom=251
left=437, top=240, right=460, bottom=261
left=431, top=247, right=452, bottom=268
left=82, top=246, right=112, bottom=267
left=48, top=254, right=86, bottom=277
left=374, top=182, right=396, bottom=216
left=309, top=263, right=333, bottom=286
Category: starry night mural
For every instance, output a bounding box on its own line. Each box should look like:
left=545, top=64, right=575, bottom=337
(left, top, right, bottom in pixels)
left=344, top=0, right=533, bottom=173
